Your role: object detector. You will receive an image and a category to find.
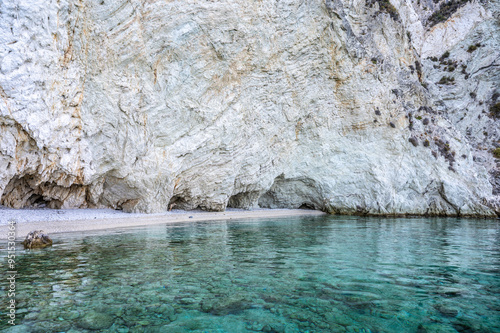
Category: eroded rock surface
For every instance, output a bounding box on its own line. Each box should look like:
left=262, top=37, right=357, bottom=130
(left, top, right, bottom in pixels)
left=0, top=0, right=498, bottom=216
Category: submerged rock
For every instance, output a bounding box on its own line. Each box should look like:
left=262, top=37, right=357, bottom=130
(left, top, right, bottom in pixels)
left=76, top=310, right=115, bottom=330
left=31, top=320, right=71, bottom=333
left=2, top=325, right=32, bottom=333
left=435, top=305, right=459, bottom=317
left=22, top=230, right=53, bottom=249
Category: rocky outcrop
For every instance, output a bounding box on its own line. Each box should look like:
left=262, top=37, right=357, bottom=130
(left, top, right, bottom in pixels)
left=0, top=0, right=498, bottom=216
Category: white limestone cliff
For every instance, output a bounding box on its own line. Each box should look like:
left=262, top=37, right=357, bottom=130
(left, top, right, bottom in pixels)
left=0, top=0, right=498, bottom=216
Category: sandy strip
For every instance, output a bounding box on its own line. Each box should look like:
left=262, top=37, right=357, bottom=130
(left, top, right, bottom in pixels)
left=0, top=208, right=326, bottom=240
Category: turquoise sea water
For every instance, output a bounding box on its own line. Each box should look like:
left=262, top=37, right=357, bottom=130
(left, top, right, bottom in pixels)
left=1, top=216, right=499, bottom=332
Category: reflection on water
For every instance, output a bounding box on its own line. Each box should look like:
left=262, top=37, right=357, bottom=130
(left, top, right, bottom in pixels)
left=1, top=216, right=499, bottom=332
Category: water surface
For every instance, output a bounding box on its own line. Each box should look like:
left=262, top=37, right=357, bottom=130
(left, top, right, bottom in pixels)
left=1, top=216, right=499, bottom=332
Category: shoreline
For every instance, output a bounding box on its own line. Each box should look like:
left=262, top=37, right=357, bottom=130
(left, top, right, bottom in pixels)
left=0, top=208, right=326, bottom=240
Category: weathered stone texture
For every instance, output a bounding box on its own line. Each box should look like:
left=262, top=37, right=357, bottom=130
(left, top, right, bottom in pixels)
left=0, top=0, right=498, bottom=216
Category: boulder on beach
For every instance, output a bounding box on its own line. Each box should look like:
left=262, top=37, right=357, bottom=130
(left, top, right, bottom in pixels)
left=22, top=230, right=53, bottom=249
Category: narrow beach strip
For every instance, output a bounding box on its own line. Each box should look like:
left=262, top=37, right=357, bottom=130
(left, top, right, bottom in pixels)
left=0, top=209, right=326, bottom=240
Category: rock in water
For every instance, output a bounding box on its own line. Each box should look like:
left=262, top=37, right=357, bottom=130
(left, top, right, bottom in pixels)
left=22, top=230, right=53, bottom=249
left=0, top=0, right=498, bottom=216
left=76, top=310, right=115, bottom=330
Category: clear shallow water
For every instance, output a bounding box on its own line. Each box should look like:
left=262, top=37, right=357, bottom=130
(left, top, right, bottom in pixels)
left=1, top=216, right=499, bottom=333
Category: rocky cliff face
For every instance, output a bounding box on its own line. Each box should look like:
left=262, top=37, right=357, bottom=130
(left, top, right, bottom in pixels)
left=0, top=0, right=498, bottom=216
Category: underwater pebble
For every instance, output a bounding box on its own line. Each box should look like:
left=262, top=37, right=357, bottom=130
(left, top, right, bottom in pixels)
left=23, top=311, right=39, bottom=320
left=434, top=305, right=458, bottom=317
left=177, top=297, right=197, bottom=305
left=62, top=310, right=80, bottom=320
left=66, top=329, right=83, bottom=333
left=2, top=325, right=31, bottom=333
left=325, top=310, right=353, bottom=327
left=36, top=311, right=55, bottom=321
left=419, top=323, right=457, bottom=333
left=31, top=320, right=71, bottom=333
